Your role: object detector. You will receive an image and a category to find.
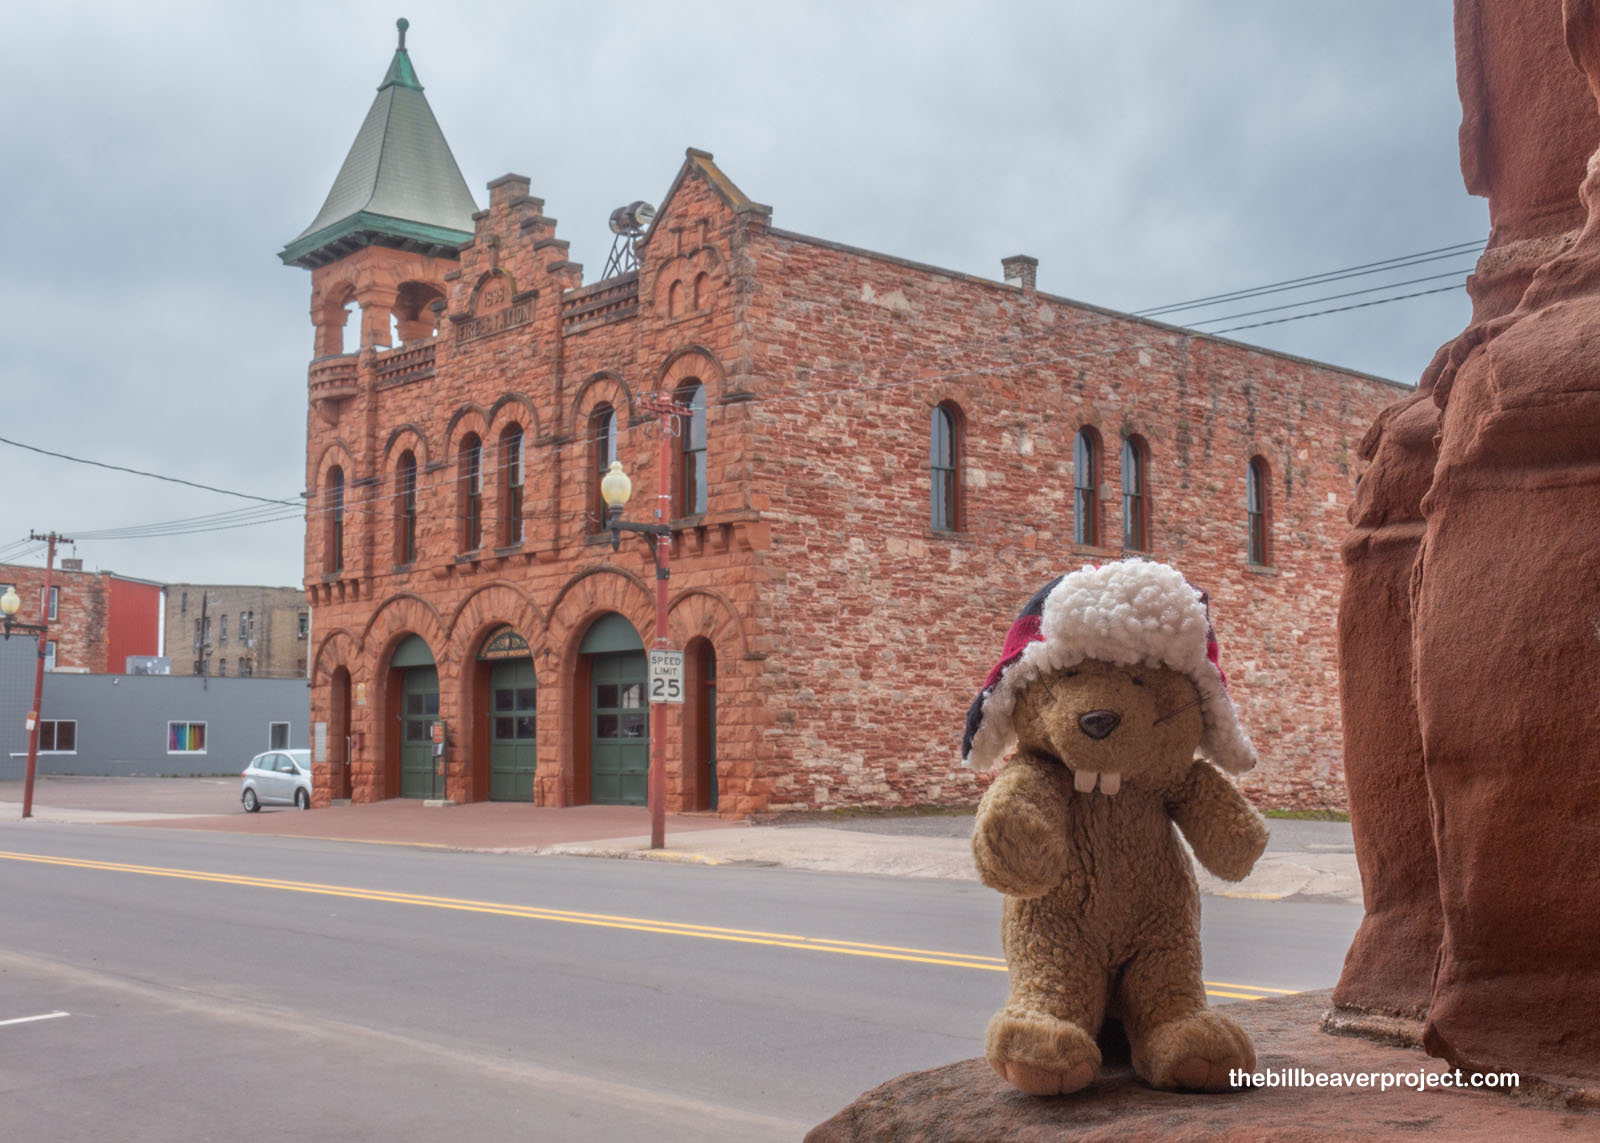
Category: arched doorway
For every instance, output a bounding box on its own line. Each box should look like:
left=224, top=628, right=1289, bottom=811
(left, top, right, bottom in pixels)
left=579, top=613, right=647, bottom=805
left=330, top=666, right=353, bottom=800
left=479, top=626, right=535, bottom=801
left=685, top=638, right=717, bottom=811
left=390, top=634, right=441, bottom=799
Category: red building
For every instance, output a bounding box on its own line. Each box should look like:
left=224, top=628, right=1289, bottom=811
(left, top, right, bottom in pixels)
left=287, top=26, right=1405, bottom=815
left=0, top=561, right=163, bottom=674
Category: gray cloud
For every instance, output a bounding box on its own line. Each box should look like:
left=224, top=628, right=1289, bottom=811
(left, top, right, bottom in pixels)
left=0, top=0, right=1484, bottom=585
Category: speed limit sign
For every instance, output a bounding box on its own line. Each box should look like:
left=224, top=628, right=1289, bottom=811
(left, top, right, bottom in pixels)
left=648, top=649, right=685, bottom=704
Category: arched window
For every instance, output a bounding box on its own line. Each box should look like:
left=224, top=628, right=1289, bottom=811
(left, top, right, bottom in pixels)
left=1074, top=428, right=1100, bottom=546
left=326, top=466, right=345, bottom=573
left=396, top=451, right=418, bottom=565
left=677, top=382, right=707, bottom=517
left=1122, top=436, right=1149, bottom=551
left=930, top=403, right=962, bottom=530
left=500, top=424, right=525, bottom=547
left=589, top=404, right=618, bottom=532
left=459, top=434, right=483, bottom=551
left=1248, top=456, right=1271, bottom=566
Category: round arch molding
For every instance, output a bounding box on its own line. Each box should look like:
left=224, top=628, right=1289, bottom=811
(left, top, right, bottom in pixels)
left=666, top=587, right=749, bottom=662
left=360, top=593, right=450, bottom=664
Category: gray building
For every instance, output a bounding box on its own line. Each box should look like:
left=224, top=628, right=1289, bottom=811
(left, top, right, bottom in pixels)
left=2, top=634, right=309, bottom=777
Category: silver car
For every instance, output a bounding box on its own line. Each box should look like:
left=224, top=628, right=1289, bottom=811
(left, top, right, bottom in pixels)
left=241, top=749, right=313, bottom=812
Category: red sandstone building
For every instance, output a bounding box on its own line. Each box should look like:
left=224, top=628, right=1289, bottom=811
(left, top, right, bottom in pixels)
left=286, top=27, right=1404, bottom=815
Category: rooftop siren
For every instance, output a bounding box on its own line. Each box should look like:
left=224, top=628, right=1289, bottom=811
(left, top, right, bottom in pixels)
left=603, top=201, right=657, bottom=277
left=609, top=201, right=656, bottom=237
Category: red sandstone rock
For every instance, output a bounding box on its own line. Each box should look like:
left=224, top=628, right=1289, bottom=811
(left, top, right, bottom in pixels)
left=806, top=993, right=1592, bottom=1142
left=1334, top=0, right=1600, bottom=1053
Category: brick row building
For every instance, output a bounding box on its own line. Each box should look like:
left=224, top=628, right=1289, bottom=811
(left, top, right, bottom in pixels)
left=0, top=561, right=162, bottom=674
left=287, top=25, right=1405, bottom=815
left=164, top=584, right=310, bottom=679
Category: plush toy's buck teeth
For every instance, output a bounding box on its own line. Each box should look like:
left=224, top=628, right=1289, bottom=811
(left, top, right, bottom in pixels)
left=1072, top=769, right=1123, bottom=795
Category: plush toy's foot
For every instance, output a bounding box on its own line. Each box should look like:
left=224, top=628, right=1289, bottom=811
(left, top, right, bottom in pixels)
left=985, top=1010, right=1101, bottom=1096
left=1134, top=1010, right=1256, bottom=1092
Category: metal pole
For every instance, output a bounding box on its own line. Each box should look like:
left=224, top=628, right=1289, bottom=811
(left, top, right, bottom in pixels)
left=650, top=399, right=672, bottom=851
left=21, top=532, right=61, bottom=820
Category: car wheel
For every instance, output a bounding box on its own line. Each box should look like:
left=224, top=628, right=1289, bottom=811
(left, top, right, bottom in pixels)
left=295, top=788, right=310, bottom=810
left=243, top=788, right=259, bottom=813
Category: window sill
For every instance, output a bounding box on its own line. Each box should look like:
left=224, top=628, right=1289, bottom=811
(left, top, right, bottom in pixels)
left=493, top=543, right=526, bottom=558
left=453, top=550, right=482, bottom=565
left=926, top=527, right=971, bottom=542
left=1246, top=563, right=1279, bottom=576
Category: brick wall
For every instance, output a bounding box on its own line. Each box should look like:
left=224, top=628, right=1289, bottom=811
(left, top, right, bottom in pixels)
left=739, top=225, right=1401, bottom=810
left=0, top=563, right=112, bottom=673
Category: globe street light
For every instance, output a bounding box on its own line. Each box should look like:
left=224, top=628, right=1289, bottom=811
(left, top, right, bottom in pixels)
left=598, top=407, right=679, bottom=851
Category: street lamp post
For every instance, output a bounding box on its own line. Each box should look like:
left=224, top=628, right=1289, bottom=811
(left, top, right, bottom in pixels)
left=2, top=531, right=69, bottom=820
left=600, top=394, right=682, bottom=851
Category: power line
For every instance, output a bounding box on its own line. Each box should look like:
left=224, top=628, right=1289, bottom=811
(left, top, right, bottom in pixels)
left=1186, top=270, right=1468, bottom=327
left=1209, top=283, right=1465, bottom=334
left=1134, top=239, right=1484, bottom=317
left=0, top=434, right=299, bottom=506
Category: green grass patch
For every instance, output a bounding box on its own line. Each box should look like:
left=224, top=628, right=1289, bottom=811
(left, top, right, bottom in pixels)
left=1262, top=808, right=1350, bottom=822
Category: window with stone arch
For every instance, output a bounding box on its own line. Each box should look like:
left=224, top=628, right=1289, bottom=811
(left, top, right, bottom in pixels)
left=930, top=401, right=964, bottom=531
left=1248, top=455, right=1272, bottom=567
left=395, top=450, right=418, bottom=565
left=589, top=403, right=619, bottom=533
left=1074, top=427, right=1102, bottom=546
left=499, top=423, right=525, bottom=547
left=325, top=466, right=345, bottom=574
left=676, top=381, right=707, bottom=518
left=459, top=433, right=484, bottom=552
left=1122, top=435, right=1150, bottom=552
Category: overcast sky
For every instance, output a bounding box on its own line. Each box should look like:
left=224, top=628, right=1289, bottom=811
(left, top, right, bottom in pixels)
left=0, top=0, right=1484, bottom=588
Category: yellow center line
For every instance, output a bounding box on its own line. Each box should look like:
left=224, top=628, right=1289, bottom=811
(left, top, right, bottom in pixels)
left=0, top=850, right=1294, bottom=997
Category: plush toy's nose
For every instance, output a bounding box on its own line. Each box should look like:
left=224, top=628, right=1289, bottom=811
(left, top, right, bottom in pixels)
left=1078, top=710, right=1121, bottom=740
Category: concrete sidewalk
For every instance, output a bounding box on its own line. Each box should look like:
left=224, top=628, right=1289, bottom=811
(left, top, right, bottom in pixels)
left=0, top=776, right=1360, bottom=901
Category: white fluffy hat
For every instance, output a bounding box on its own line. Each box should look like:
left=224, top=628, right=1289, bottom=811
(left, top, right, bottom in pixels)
left=960, top=559, right=1257, bottom=774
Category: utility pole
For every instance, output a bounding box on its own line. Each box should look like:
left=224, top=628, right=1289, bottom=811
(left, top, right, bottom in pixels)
left=21, top=531, right=70, bottom=819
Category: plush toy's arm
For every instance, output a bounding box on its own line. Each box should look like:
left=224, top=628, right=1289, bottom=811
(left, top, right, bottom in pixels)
left=1168, top=760, right=1269, bottom=882
left=972, top=754, right=1078, bottom=898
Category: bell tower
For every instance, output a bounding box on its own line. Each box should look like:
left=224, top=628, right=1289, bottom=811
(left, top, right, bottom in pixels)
left=279, top=17, right=478, bottom=358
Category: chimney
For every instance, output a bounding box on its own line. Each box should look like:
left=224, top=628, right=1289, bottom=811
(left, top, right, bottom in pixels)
left=1002, top=255, right=1038, bottom=294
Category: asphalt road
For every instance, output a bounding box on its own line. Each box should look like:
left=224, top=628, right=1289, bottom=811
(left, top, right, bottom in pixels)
left=0, top=823, right=1361, bottom=1142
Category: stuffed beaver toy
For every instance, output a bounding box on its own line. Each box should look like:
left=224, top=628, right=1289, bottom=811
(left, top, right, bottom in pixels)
left=963, top=560, right=1269, bottom=1095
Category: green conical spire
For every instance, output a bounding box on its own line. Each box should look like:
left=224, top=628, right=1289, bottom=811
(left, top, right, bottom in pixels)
left=379, top=18, right=422, bottom=91
left=280, top=17, right=479, bottom=269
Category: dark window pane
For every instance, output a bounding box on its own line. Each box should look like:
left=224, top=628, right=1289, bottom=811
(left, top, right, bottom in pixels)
left=596, top=684, right=619, bottom=709
left=515, top=716, right=535, bottom=739
left=56, top=722, right=75, bottom=751
left=423, top=693, right=439, bottom=716
left=619, top=713, right=646, bottom=738
left=494, top=689, right=514, bottom=711
left=39, top=722, right=55, bottom=751
left=406, top=694, right=424, bottom=716
left=596, top=714, right=619, bottom=738
left=514, top=687, right=535, bottom=709
left=495, top=717, right=514, bottom=739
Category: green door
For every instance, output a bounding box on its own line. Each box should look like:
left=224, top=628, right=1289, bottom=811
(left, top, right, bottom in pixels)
left=489, top=659, right=536, bottom=801
left=591, top=651, right=648, bottom=805
left=400, top=666, right=440, bottom=798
